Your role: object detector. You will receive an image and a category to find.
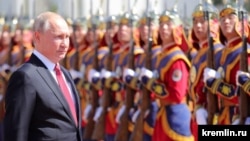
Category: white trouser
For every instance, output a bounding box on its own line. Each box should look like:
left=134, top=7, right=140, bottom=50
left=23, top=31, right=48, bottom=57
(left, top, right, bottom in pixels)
left=195, top=107, right=208, bottom=125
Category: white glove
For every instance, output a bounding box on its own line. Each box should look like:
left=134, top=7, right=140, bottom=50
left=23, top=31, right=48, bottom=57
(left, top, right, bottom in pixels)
left=0, top=64, right=11, bottom=72
left=144, top=109, right=150, bottom=118
left=100, top=69, right=117, bottom=79
left=195, top=107, right=208, bottom=125
left=123, top=68, right=136, bottom=82
left=69, top=69, right=83, bottom=80
left=132, top=109, right=141, bottom=123
left=203, top=67, right=221, bottom=83
left=236, top=70, right=250, bottom=86
left=233, top=117, right=250, bottom=125
left=93, top=106, right=103, bottom=122
left=83, top=104, right=92, bottom=122
left=131, top=109, right=150, bottom=123
left=87, top=69, right=100, bottom=83
left=232, top=118, right=240, bottom=125
left=115, top=105, right=126, bottom=124
left=139, top=67, right=154, bottom=81
left=245, top=117, right=250, bottom=125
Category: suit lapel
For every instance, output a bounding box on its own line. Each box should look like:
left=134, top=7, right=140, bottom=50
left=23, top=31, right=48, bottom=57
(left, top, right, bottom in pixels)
left=61, top=67, right=81, bottom=125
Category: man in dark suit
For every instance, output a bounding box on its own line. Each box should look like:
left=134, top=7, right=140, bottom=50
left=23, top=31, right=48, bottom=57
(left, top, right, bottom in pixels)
left=3, top=11, right=82, bottom=141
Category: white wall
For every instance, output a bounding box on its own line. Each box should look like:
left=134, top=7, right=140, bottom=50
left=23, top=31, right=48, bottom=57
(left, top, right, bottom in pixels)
left=0, top=0, right=199, bottom=21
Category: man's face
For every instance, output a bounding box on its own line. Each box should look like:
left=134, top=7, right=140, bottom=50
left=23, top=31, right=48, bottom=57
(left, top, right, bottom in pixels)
left=159, top=21, right=174, bottom=42
left=220, top=14, right=238, bottom=38
left=139, top=22, right=155, bottom=43
left=193, top=16, right=208, bottom=42
left=0, top=31, right=11, bottom=46
left=38, top=18, right=70, bottom=63
left=118, top=23, right=132, bottom=43
left=14, top=29, right=22, bottom=43
left=73, top=26, right=85, bottom=44
left=85, top=27, right=100, bottom=45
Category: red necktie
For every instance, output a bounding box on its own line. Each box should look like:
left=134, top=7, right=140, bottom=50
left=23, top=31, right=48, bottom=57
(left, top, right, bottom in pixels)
left=54, top=64, right=77, bottom=125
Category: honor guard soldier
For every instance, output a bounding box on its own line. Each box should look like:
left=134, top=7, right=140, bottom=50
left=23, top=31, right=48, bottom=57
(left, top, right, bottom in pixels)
left=90, top=14, right=121, bottom=141
left=66, top=17, right=90, bottom=137
left=82, top=9, right=109, bottom=141
left=66, top=18, right=86, bottom=73
left=203, top=0, right=250, bottom=125
left=122, top=4, right=161, bottom=141
left=11, top=21, right=34, bottom=67
left=0, top=24, right=13, bottom=68
left=188, top=1, right=224, bottom=140
left=100, top=15, right=119, bottom=47
left=233, top=2, right=250, bottom=124
left=99, top=8, right=143, bottom=141
left=138, top=6, right=194, bottom=141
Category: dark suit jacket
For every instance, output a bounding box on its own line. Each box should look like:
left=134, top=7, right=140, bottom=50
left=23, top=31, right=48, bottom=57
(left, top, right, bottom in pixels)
left=3, top=54, right=83, bottom=141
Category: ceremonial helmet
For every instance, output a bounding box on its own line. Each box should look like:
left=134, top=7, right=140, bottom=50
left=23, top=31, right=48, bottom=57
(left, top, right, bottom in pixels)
left=190, top=0, right=220, bottom=45
left=119, top=10, right=139, bottom=27
left=65, top=17, right=73, bottom=27
left=138, top=8, right=159, bottom=46
left=158, top=3, right=190, bottom=53
left=87, top=8, right=106, bottom=30
left=219, top=0, right=250, bottom=44
left=84, top=9, right=105, bottom=46
left=105, top=15, right=119, bottom=28
left=99, top=15, right=120, bottom=46
left=139, top=8, right=159, bottom=26
left=0, top=15, right=5, bottom=32
left=1, top=23, right=11, bottom=32
left=72, top=17, right=87, bottom=44
left=72, top=17, right=86, bottom=30
left=118, top=10, right=140, bottom=45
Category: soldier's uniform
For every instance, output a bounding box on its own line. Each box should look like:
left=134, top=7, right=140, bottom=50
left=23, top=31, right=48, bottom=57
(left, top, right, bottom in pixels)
left=139, top=8, right=194, bottom=141
left=203, top=1, right=250, bottom=125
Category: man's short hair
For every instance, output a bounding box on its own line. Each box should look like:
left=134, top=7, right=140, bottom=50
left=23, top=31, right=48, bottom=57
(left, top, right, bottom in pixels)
left=33, top=12, right=65, bottom=33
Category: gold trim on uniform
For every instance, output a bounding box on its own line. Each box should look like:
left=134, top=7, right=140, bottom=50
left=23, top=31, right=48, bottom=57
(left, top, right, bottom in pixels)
left=157, top=107, right=194, bottom=141
left=190, top=66, right=196, bottom=83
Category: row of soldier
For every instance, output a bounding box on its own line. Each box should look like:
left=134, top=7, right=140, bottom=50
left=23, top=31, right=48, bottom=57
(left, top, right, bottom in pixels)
left=0, top=21, right=34, bottom=128
left=1, top=0, right=250, bottom=141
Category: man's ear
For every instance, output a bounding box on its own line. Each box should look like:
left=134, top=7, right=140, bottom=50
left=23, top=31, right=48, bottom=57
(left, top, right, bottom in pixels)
left=33, top=31, right=40, bottom=42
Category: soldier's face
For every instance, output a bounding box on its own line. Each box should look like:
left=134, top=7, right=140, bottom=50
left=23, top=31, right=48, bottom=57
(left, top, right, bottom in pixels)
left=14, top=29, right=22, bottom=43
left=118, top=24, right=132, bottom=43
left=86, top=28, right=100, bottom=44
left=0, top=31, right=11, bottom=46
left=74, top=26, right=85, bottom=44
left=159, top=21, right=174, bottom=42
left=220, top=14, right=238, bottom=38
left=139, top=22, right=155, bottom=43
left=193, top=16, right=208, bottom=42
left=105, top=23, right=118, bottom=41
